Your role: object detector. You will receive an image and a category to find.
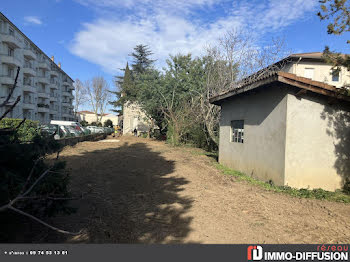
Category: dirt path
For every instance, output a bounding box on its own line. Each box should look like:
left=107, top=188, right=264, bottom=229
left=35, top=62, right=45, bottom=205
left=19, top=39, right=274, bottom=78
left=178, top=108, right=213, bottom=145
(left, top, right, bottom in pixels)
left=42, top=136, right=350, bottom=243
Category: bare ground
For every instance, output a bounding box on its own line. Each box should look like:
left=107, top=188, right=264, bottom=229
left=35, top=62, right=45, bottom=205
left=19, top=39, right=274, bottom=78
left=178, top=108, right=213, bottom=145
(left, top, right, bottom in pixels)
left=22, top=136, right=350, bottom=243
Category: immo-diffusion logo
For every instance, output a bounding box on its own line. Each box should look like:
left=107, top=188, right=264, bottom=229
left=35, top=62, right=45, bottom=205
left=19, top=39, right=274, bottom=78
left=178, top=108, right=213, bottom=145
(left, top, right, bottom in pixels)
left=247, top=246, right=263, bottom=261
left=247, top=245, right=349, bottom=261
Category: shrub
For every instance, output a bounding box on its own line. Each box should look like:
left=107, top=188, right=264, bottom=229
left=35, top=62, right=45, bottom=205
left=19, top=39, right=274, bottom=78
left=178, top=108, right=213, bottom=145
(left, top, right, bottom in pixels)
left=104, top=119, right=113, bottom=127
left=80, top=120, right=88, bottom=127
left=91, top=121, right=102, bottom=127
left=0, top=118, right=39, bottom=142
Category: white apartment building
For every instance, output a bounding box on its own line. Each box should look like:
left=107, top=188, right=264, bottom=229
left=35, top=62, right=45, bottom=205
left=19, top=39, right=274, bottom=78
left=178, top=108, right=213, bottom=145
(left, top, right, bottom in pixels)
left=0, top=12, right=75, bottom=123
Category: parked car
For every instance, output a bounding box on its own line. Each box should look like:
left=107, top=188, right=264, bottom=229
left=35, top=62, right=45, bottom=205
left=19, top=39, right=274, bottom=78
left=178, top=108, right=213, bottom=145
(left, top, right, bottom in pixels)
left=66, top=125, right=82, bottom=137
left=86, top=126, right=99, bottom=134
left=59, top=125, right=73, bottom=138
left=50, top=120, right=84, bottom=134
left=96, top=127, right=105, bottom=134
left=80, top=127, right=91, bottom=135
left=40, top=124, right=63, bottom=139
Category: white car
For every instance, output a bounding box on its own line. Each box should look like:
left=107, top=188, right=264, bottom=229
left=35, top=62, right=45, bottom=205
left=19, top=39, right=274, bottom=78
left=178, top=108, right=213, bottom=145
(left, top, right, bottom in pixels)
left=86, top=126, right=99, bottom=134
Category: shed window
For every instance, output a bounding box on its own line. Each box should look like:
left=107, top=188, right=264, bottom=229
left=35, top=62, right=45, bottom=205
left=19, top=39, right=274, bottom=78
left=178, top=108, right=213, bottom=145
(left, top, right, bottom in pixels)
left=231, top=120, right=244, bottom=143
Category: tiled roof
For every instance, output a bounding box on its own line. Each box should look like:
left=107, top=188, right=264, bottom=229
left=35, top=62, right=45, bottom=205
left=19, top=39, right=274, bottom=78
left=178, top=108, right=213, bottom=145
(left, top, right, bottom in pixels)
left=78, top=111, right=94, bottom=114
left=209, top=71, right=350, bottom=105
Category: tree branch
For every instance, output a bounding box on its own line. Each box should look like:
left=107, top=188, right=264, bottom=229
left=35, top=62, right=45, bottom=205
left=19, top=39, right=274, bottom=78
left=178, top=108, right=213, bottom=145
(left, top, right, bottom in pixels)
left=0, top=96, right=21, bottom=121
left=8, top=206, right=81, bottom=235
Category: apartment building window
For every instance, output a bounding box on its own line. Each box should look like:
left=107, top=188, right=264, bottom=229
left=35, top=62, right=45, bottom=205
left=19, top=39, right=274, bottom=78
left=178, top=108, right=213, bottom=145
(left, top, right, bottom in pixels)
left=38, top=68, right=46, bottom=77
left=332, top=70, right=340, bottom=82
left=23, top=94, right=32, bottom=104
left=9, top=27, right=14, bottom=36
left=304, top=68, right=314, bottom=80
left=0, top=85, right=9, bottom=97
left=24, top=40, right=29, bottom=49
left=8, top=46, right=14, bottom=57
left=7, top=66, right=14, bottom=78
left=39, top=83, right=46, bottom=93
left=23, top=76, right=32, bottom=86
left=231, top=120, right=244, bottom=143
left=24, top=58, right=32, bottom=68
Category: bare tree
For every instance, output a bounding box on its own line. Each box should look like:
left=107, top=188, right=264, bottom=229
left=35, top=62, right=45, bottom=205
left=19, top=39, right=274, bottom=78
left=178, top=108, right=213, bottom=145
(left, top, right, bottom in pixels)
left=199, top=30, right=289, bottom=145
left=85, top=77, right=110, bottom=123
left=73, top=78, right=87, bottom=118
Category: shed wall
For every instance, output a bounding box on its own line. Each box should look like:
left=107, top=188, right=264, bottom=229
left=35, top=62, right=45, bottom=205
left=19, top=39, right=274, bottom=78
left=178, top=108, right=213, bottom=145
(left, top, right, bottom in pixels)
left=219, top=86, right=288, bottom=185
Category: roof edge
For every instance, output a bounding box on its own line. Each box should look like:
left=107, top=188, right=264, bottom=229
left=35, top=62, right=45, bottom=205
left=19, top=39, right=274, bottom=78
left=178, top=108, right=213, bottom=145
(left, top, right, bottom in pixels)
left=209, top=71, right=350, bottom=105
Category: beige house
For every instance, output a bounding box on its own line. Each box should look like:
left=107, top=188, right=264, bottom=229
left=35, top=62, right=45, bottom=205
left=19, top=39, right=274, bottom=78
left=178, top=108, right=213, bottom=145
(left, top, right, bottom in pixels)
left=77, top=111, right=119, bottom=126
left=122, top=101, right=152, bottom=135
left=278, top=52, right=349, bottom=87
left=210, top=53, right=350, bottom=191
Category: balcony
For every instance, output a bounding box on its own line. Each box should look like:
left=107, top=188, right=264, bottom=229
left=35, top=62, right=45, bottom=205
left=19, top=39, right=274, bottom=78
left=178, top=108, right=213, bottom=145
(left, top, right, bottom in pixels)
left=62, top=80, right=73, bottom=89
left=62, top=113, right=73, bottom=118
left=49, top=84, right=58, bottom=90
left=23, top=111, right=34, bottom=120
left=37, top=61, right=50, bottom=71
left=37, top=92, right=50, bottom=99
left=23, top=49, right=36, bottom=60
left=50, top=70, right=59, bottom=77
left=2, top=34, right=20, bottom=48
left=22, top=66, right=36, bottom=76
left=37, top=103, right=50, bottom=113
left=0, top=96, right=16, bottom=105
left=62, top=91, right=72, bottom=97
left=50, top=94, right=58, bottom=101
left=37, top=77, right=50, bottom=85
left=49, top=79, right=59, bottom=89
left=0, top=76, right=16, bottom=85
left=23, top=84, right=36, bottom=93
left=0, top=54, right=21, bottom=67
left=22, top=101, right=36, bottom=110
left=49, top=105, right=58, bottom=112
left=62, top=101, right=71, bottom=107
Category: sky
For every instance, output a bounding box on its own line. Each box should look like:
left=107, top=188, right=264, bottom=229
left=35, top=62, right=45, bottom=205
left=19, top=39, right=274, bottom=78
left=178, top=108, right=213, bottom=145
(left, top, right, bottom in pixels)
left=1, top=0, right=349, bottom=113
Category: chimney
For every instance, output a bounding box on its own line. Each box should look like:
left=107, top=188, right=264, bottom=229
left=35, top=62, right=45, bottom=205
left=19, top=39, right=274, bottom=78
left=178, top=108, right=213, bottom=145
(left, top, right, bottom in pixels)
left=58, top=62, right=61, bottom=68
left=51, top=56, right=54, bottom=62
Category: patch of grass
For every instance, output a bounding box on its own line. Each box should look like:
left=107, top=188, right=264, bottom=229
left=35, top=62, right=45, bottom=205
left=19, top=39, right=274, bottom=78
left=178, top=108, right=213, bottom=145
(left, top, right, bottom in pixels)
left=214, top=163, right=350, bottom=203
left=189, top=149, right=218, bottom=160
left=185, top=146, right=350, bottom=203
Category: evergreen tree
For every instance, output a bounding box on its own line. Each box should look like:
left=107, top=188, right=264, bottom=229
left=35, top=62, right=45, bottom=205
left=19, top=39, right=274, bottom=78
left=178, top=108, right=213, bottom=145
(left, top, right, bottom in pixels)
left=130, top=44, right=155, bottom=75
left=109, top=62, right=135, bottom=114
left=110, top=45, right=155, bottom=114
left=318, top=0, right=350, bottom=73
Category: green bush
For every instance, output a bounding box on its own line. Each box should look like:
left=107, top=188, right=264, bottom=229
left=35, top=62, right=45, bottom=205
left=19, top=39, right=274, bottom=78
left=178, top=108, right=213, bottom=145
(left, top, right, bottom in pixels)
left=91, top=121, right=102, bottom=127
left=104, top=119, right=113, bottom=127
left=80, top=120, right=88, bottom=127
left=0, top=118, right=39, bottom=142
